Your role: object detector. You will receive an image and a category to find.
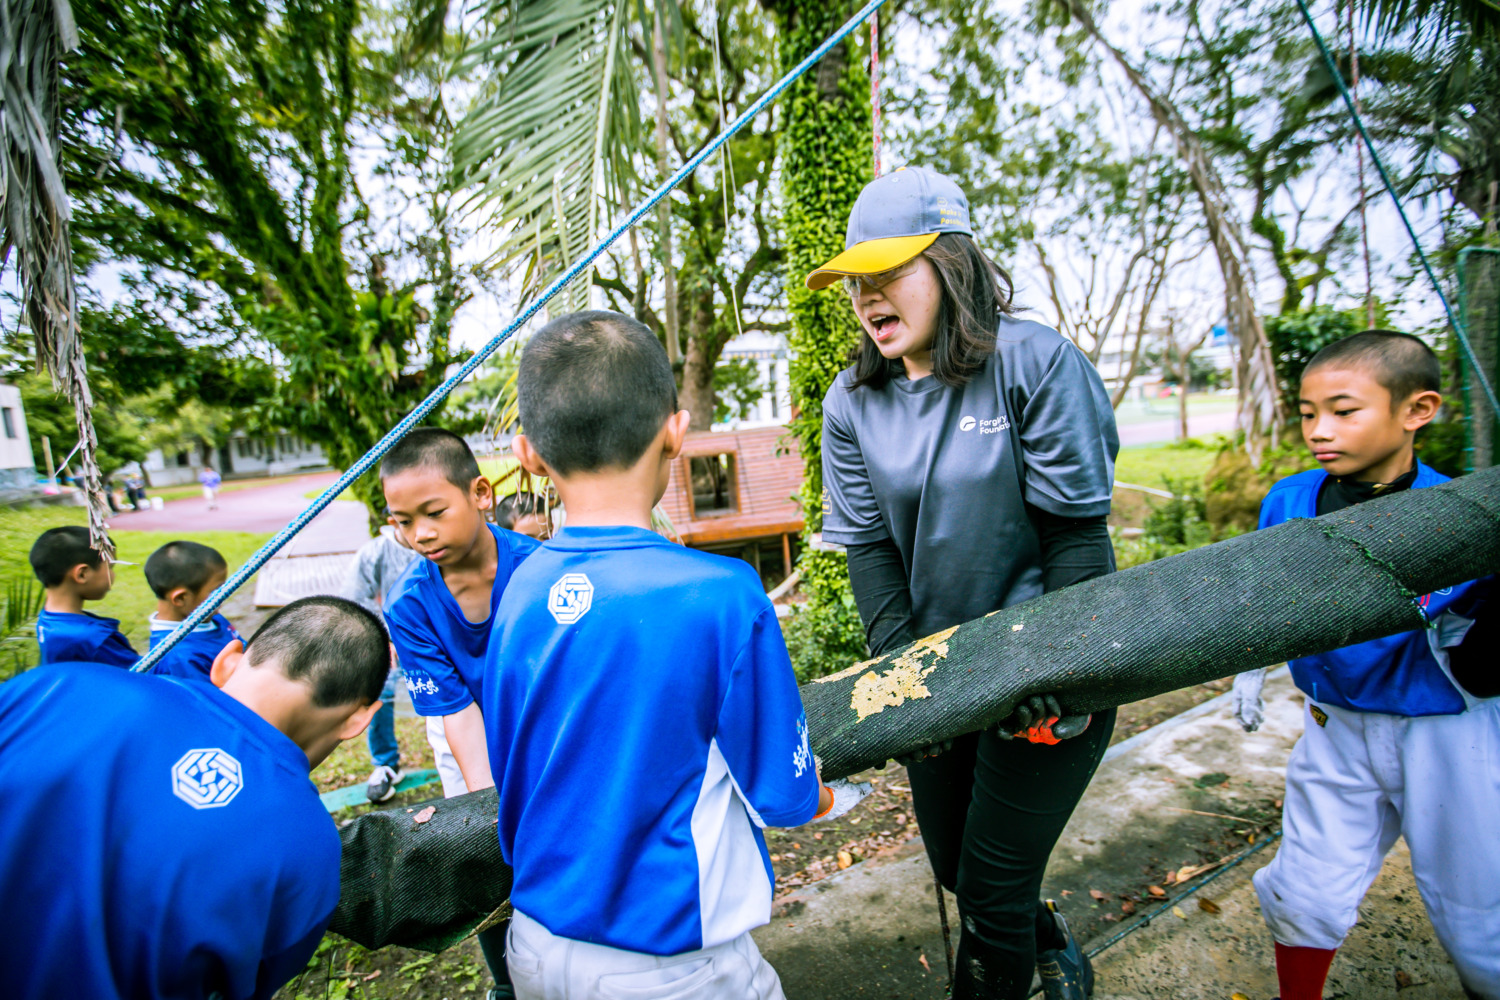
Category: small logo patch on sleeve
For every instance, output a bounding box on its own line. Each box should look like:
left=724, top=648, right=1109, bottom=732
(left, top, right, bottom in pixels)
left=1309, top=705, right=1328, bottom=728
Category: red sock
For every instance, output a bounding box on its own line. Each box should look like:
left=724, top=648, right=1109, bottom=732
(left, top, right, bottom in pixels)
left=1274, top=942, right=1337, bottom=1000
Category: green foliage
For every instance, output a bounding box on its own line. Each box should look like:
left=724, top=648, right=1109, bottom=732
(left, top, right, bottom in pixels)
left=712, top=358, right=767, bottom=424
left=1263, top=306, right=1365, bottom=412
left=63, top=0, right=479, bottom=523
left=781, top=549, right=867, bottom=682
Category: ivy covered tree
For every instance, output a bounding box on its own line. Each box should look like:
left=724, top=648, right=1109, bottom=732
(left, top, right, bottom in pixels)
left=765, top=0, right=872, bottom=676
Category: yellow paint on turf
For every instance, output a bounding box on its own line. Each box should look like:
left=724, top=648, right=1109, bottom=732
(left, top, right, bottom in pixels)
left=848, top=626, right=959, bottom=721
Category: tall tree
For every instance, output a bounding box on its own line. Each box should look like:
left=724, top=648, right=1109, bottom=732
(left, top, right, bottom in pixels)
left=63, top=0, right=478, bottom=519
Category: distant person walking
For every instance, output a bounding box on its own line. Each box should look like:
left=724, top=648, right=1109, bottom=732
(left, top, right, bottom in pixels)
left=199, top=466, right=221, bottom=510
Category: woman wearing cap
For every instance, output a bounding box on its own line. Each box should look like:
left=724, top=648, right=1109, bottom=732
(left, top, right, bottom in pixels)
left=810, top=166, right=1119, bottom=1000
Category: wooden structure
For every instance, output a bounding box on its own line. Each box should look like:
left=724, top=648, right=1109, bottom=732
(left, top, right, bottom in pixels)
left=657, top=425, right=805, bottom=582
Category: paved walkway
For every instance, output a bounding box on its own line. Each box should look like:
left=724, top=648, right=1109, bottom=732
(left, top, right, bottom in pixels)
left=753, top=673, right=1464, bottom=999
left=109, top=472, right=371, bottom=554
left=1117, top=409, right=1238, bottom=447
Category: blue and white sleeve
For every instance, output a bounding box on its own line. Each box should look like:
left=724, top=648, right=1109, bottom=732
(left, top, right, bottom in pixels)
left=715, top=606, right=822, bottom=829
left=384, top=605, right=472, bottom=717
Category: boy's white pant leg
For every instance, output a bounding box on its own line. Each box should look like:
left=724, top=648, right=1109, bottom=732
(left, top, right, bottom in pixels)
left=426, top=714, right=468, bottom=798
left=507, top=909, right=786, bottom=1000
left=1254, top=700, right=1500, bottom=998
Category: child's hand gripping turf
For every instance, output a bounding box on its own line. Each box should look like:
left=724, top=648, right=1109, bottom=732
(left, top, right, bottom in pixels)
left=1231, top=667, right=1268, bottom=732
left=999, top=694, right=1092, bottom=745
left=815, top=778, right=874, bottom=822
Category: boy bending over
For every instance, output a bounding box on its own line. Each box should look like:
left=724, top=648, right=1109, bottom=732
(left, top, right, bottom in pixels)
left=0, top=596, right=388, bottom=1000
left=30, top=524, right=138, bottom=667
left=145, top=540, right=241, bottom=680
left=1238, top=331, right=1497, bottom=1000
left=487, top=310, right=868, bottom=999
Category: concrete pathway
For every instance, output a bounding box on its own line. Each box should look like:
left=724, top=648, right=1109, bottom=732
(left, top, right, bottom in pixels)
left=1116, top=409, right=1238, bottom=447
left=752, top=673, right=1465, bottom=999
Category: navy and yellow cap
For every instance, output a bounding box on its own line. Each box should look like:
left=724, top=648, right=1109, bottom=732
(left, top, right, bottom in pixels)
left=804, top=166, right=974, bottom=290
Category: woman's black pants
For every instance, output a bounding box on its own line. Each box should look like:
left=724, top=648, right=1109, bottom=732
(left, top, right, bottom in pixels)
left=906, top=709, right=1116, bottom=999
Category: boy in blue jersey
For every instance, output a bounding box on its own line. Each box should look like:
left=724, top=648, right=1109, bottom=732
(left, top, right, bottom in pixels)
left=145, top=539, right=242, bottom=680
left=30, top=524, right=138, bottom=666
left=488, top=310, right=870, bottom=1000
left=1231, top=331, right=1498, bottom=1000
left=381, top=426, right=540, bottom=999
left=0, top=595, right=389, bottom=1000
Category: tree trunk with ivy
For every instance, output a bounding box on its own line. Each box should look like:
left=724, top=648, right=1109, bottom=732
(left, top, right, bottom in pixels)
left=767, top=0, right=872, bottom=675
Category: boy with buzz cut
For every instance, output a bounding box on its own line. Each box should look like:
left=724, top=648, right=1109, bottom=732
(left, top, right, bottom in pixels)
left=381, top=425, right=540, bottom=999
left=145, top=540, right=242, bottom=680
left=1233, top=331, right=1497, bottom=1000
left=487, top=310, right=869, bottom=1000
left=0, top=596, right=390, bottom=1000
left=30, top=525, right=138, bottom=667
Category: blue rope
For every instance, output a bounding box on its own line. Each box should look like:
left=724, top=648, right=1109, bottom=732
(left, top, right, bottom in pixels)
left=1293, top=0, right=1500, bottom=418
left=134, top=0, right=891, bottom=673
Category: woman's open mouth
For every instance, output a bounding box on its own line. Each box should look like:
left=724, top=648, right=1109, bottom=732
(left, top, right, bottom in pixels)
left=869, top=313, right=900, bottom=342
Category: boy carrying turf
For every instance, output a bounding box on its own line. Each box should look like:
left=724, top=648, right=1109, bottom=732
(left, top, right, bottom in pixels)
left=381, top=426, right=540, bottom=999
left=145, top=540, right=242, bottom=681
left=1234, top=331, right=1497, bottom=1000
left=0, top=596, right=389, bottom=1000
left=485, top=310, right=869, bottom=1000
left=30, top=525, right=138, bottom=667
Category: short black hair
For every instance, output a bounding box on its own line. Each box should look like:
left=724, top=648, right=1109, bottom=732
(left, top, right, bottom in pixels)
left=144, top=541, right=228, bottom=599
left=29, top=526, right=104, bottom=587
left=518, top=310, right=677, bottom=475
left=244, top=596, right=390, bottom=708
left=379, top=427, right=482, bottom=491
left=1303, top=330, right=1440, bottom=406
left=495, top=491, right=541, bottom=530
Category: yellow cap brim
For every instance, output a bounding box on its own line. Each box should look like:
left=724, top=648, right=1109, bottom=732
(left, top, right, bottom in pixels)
left=804, top=233, right=940, bottom=290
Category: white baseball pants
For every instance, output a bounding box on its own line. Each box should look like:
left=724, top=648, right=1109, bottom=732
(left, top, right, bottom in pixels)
left=1253, top=698, right=1500, bottom=997
left=506, top=909, right=786, bottom=1000
left=426, top=714, right=467, bottom=798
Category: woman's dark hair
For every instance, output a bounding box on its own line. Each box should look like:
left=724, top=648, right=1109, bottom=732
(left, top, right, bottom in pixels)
left=848, top=232, right=1015, bottom=391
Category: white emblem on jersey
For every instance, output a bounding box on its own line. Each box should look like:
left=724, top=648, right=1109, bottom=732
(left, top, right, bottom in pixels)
left=959, top=415, right=977, bottom=432
left=959, top=414, right=1011, bottom=435
left=792, top=718, right=812, bottom=778
left=171, top=748, right=244, bottom=810
left=548, top=572, right=594, bottom=625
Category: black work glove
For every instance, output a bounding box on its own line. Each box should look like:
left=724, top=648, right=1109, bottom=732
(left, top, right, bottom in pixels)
left=997, top=694, right=1092, bottom=745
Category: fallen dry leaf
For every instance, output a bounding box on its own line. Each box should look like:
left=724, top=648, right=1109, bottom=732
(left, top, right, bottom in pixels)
left=1163, top=870, right=1178, bottom=885
left=791, top=843, right=801, bottom=850
left=1089, top=888, right=1108, bottom=901
left=812, top=832, right=824, bottom=841
left=1198, top=898, right=1221, bottom=915
left=1171, top=906, right=1188, bottom=919
left=1060, top=889, right=1073, bottom=897
left=1101, top=913, right=1119, bottom=922
left=362, top=970, right=382, bottom=982
left=412, top=806, right=437, bottom=824
left=918, top=954, right=931, bottom=973
left=1394, top=970, right=1415, bottom=990
left=1148, top=885, right=1166, bottom=898
left=836, top=851, right=854, bottom=870
left=1232, top=994, right=1251, bottom=1000
left=1121, top=899, right=1136, bottom=915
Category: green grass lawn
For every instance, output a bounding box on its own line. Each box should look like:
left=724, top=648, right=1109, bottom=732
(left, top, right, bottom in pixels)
left=0, top=503, right=272, bottom=681
left=1112, top=391, right=1238, bottom=427
left=1114, top=438, right=1221, bottom=489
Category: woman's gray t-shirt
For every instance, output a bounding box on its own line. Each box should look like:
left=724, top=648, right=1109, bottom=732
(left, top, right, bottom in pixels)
left=821, top=316, right=1119, bottom=638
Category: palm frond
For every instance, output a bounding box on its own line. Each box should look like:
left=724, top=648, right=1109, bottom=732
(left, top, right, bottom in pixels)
left=451, top=0, right=652, bottom=307
left=1, top=0, right=112, bottom=556
left=1359, top=0, right=1500, bottom=44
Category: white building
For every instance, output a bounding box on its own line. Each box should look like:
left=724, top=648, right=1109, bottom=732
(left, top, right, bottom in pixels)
left=0, top=383, right=37, bottom=491
left=140, top=431, right=328, bottom=486
left=718, top=330, right=793, bottom=429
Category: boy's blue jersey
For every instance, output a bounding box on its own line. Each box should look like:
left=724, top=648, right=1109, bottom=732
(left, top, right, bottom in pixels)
left=0, top=662, right=339, bottom=1000
left=36, top=608, right=138, bottom=667
left=148, top=612, right=241, bottom=680
left=483, top=526, right=822, bottom=956
left=384, top=523, right=540, bottom=716
left=1260, top=462, right=1482, bottom=716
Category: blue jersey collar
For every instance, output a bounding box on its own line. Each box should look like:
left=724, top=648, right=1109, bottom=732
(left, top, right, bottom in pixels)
left=149, top=612, right=223, bottom=634
left=544, top=525, right=674, bottom=551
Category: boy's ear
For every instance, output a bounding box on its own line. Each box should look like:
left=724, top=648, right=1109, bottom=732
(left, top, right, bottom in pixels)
left=70, top=563, right=91, bottom=585
left=512, top=434, right=552, bottom=478
left=209, top=639, right=245, bottom=690
left=471, top=474, right=495, bottom=511
left=1403, top=390, right=1442, bottom=431
left=167, top=585, right=192, bottom=609
left=336, top=699, right=383, bottom=741
left=663, top=410, right=691, bottom=461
